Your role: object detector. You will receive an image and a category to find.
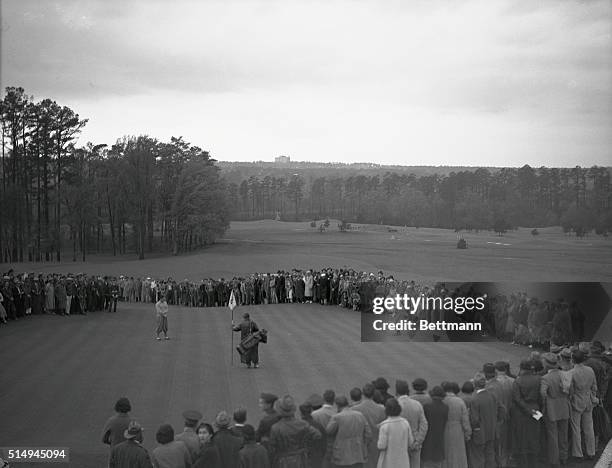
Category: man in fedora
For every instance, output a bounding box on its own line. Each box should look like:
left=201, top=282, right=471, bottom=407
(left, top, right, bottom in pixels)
left=269, top=394, right=321, bottom=468
left=541, top=352, right=570, bottom=467
left=212, top=411, right=243, bottom=468
left=176, top=410, right=202, bottom=463
left=109, top=421, right=153, bottom=468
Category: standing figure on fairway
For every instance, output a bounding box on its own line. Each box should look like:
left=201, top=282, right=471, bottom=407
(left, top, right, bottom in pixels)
left=233, top=312, right=265, bottom=368
left=156, top=296, right=170, bottom=340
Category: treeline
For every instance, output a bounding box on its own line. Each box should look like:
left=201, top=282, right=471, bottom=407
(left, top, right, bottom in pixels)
left=0, top=87, right=229, bottom=263
left=218, top=161, right=471, bottom=186
left=226, top=166, right=612, bottom=235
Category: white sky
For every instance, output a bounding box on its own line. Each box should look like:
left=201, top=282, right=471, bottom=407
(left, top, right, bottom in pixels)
left=2, top=0, right=611, bottom=166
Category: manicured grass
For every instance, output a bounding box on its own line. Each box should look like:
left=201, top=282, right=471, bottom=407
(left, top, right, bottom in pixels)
left=7, top=220, right=612, bottom=282
left=1, top=220, right=608, bottom=467
left=0, top=302, right=530, bottom=468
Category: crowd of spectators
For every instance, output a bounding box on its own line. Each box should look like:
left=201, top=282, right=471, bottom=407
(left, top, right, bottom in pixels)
left=102, top=343, right=612, bottom=468
left=0, top=268, right=590, bottom=349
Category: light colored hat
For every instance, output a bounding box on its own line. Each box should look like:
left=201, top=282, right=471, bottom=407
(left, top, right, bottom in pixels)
left=124, top=421, right=143, bottom=439
left=275, top=395, right=297, bottom=416
left=215, top=411, right=231, bottom=428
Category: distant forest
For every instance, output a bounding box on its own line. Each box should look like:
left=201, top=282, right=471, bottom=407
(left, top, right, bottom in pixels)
left=225, top=165, right=612, bottom=236
left=0, top=87, right=229, bottom=263
left=1, top=87, right=610, bottom=263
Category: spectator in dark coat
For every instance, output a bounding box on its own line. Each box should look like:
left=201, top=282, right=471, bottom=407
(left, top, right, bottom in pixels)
left=194, top=423, right=220, bottom=468
left=102, top=397, right=133, bottom=448
left=213, top=411, right=243, bottom=468
left=372, top=377, right=393, bottom=405
left=299, top=402, right=327, bottom=468
left=151, top=424, right=192, bottom=468
left=256, top=393, right=281, bottom=450
left=421, top=386, right=449, bottom=468
left=270, top=395, right=321, bottom=468
left=109, top=421, right=153, bottom=468
left=238, top=425, right=270, bottom=468
left=511, top=360, right=542, bottom=468
left=231, top=407, right=248, bottom=442
left=469, top=373, right=503, bottom=468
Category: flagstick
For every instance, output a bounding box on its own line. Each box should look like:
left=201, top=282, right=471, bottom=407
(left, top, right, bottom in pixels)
left=231, top=304, right=234, bottom=367
left=229, top=290, right=236, bottom=367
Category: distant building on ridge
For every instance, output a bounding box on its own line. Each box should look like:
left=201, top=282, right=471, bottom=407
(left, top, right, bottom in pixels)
left=275, top=155, right=290, bottom=164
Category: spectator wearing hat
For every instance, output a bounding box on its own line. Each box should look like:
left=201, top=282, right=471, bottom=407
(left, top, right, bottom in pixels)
left=411, top=379, right=432, bottom=407
left=256, top=393, right=281, bottom=449
left=176, top=410, right=203, bottom=463
left=194, top=423, right=220, bottom=468
left=540, top=352, right=570, bottom=467
left=306, top=393, right=325, bottom=411
left=151, top=423, right=191, bottom=468
left=270, top=395, right=321, bottom=467
left=109, top=421, right=153, bottom=468
left=299, top=401, right=327, bottom=468
left=421, top=386, right=449, bottom=468
left=212, top=411, right=243, bottom=468
left=469, top=374, right=502, bottom=468
left=376, top=397, right=414, bottom=468
left=102, top=397, right=133, bottom=447
left=238, top=424, right=270, bottom=468
left=326, top=395, right=371, bottom=468
left=511, top=359, right=542, bottom=468
left=569, top=349, right=598, bottom=461
left=395, top=379, right=428, bottom=468
left=352, top=383, right=385, bottom=468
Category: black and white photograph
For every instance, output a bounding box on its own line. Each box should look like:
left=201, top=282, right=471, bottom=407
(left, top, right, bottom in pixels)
left=0, top=1, right=611, bottom=467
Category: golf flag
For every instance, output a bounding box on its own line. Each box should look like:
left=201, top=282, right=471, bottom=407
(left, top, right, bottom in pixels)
left=229, top=290, right=237, bottom=311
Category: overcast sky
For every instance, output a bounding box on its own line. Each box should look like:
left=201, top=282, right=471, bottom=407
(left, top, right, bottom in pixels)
left=2, top=0, right=611, bottom=167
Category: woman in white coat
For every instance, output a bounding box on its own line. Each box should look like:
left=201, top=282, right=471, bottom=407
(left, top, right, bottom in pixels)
left=377, top=397, right=414, bottom=468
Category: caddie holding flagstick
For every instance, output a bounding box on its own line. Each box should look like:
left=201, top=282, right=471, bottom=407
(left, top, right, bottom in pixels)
left=232, top=307, right=267, bottom=369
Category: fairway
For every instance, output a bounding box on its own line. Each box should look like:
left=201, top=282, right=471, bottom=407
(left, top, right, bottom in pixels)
left=0, top=303, right=529, bottom=468
left=7, top=220, right=612, bottom=283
